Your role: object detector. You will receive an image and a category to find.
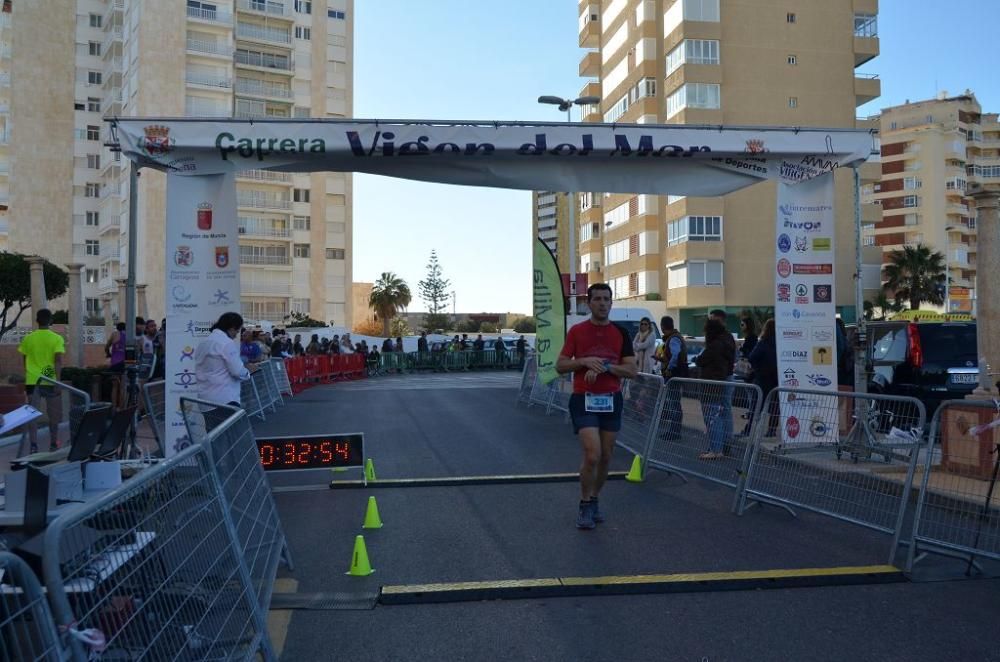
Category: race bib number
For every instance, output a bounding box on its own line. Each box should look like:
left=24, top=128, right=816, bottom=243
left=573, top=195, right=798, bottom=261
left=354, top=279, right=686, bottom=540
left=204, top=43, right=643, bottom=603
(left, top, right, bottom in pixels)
left=584, top=393, right=614, bottom=413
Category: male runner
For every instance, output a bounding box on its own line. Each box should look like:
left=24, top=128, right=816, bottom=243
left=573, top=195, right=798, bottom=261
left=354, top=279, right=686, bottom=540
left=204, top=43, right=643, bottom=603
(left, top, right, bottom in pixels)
left=556, top=283, right=637, bottom=529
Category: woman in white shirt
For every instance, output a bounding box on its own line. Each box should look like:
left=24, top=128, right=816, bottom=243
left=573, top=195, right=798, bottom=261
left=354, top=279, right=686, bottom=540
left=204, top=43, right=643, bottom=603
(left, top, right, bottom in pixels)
left=195, top=312, right=252, bottom=406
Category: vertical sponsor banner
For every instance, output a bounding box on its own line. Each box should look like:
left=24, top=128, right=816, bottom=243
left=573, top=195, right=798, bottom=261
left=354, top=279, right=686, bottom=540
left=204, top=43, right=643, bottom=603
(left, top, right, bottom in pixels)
left=165, top=172, right=240, bottom=456
left=533, top=238, right=567, bottom=385
left=774, top=174, right=838, bottom=445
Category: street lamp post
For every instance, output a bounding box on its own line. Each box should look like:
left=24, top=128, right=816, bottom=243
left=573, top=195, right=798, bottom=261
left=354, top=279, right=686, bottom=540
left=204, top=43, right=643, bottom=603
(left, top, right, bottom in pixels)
left=538, top=95, right=600, bottom=315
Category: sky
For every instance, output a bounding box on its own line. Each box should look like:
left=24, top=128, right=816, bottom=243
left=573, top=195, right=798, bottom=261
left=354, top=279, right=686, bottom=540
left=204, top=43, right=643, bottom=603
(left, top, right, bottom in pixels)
left=352, top=0, right=1000, bottom=316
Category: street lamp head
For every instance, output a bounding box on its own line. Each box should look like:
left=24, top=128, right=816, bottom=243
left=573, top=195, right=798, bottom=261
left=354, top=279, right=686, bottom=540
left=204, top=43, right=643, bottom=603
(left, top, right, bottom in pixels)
left=574, top=96, right=601, bottom=106
left=537, top=95, right=566, bottom=106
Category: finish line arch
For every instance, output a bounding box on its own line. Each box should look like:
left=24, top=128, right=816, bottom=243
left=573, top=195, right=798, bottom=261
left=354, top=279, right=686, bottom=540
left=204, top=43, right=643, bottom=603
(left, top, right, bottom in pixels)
left=110, top=118, right=875, bottom=455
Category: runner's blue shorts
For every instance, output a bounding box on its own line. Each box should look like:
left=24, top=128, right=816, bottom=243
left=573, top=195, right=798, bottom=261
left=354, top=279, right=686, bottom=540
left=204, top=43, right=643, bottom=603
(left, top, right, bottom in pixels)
left=568, top=392, right=623, bottom=434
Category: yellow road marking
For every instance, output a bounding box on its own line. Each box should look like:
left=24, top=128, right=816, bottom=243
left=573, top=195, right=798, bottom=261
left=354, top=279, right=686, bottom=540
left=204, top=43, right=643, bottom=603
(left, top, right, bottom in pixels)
left=268, top=577, right=298, bottom=657
left=382, top=578, right=561, bottom=594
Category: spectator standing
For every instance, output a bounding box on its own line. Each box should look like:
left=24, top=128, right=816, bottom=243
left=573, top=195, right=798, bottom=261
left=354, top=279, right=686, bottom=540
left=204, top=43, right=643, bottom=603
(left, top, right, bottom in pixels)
left=195, top=312, right=252, bottom=406
left=836, top=318, right=855, bottom=388
left=293, top=334, right=305, bottom=356
left=473, top=334, right=485, bottom=351
left=747, top=319, right=779, bottom=437
left=739, top=317, right=758, bottom=359
left=394, top=336, right=404, bottom=352
left=417, top=332, right=429, bottom=354
left=516, top=335, right=526, bottom=368
left=556, top=283, right=638, bottom=530
left=305, top=334, right=321, bottom=355
left=382, top=337, right=393, bottom=353
left=330, top=335, right=342, bottom=355
left=240, top=329, right=261, bottom=364
left=19, top=309, right=64, bottom=452
left=653, top=316, right=688, bottom=442
left=632, top=317, right=656, bottom=374
left=695, top=318, right=736, bottom=460
left=105, top=321, right=127, bottom=409
left=341, top=334, right=355, bottom=354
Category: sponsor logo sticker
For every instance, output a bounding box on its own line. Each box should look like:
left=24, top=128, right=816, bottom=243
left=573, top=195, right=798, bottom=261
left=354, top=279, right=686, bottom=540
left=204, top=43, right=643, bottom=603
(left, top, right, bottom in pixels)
left=777, top=258, right=792, bottom=278
left=811, top=328, right=833, bottom=342
left=782, top=328, right=805, bottom=340
left=778, top=234, right=791, bottom=253
left=794, top=236, right=808, bottom=252
left=812, top=346, right=834, bottom=366
left=786, top=416, right=801, bottom=439
left=813, top=284, right=832, bottom=303
left=777, top=283, right=791, bottom=302
left=812, top=237, right=832, bottom=251
left=806, top=374, right=832, bottom=387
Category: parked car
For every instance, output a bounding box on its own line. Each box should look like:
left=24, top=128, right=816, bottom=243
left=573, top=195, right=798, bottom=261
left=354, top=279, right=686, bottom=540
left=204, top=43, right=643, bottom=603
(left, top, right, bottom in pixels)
left=865, top=320, right=978, bottom=418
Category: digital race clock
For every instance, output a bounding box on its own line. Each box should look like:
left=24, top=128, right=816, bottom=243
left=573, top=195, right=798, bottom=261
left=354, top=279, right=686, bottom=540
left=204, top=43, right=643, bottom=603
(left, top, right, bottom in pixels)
left=256, top=433, right=365, bottom=472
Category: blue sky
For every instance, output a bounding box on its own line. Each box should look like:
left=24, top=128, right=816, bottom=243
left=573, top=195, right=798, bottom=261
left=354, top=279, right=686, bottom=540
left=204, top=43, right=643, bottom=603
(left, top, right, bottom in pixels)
left=353, top=0, right=999, bottom=315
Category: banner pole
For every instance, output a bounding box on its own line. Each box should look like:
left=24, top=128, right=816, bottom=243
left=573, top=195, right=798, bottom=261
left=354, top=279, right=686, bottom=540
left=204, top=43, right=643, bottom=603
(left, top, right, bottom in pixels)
left=853, top=167, right=867, bottom=394
left=126, top=162, right=139, bottom=349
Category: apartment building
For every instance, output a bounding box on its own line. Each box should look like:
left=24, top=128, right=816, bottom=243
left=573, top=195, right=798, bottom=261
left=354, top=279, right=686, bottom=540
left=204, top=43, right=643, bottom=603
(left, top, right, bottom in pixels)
left=866, top=92, right=1000, bottom=314
left=5, top=0, right=353, bottom=326
left=575, top=0, right=882, bottom=333
left=532, top=190, right=571, bottom=273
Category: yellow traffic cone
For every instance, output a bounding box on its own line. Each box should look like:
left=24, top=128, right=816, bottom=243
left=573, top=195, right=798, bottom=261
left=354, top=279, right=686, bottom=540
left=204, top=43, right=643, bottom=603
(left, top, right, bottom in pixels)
left=345, top=535, right=374, bottom=576
left=364, top=458, right=377, bottom=482
left=362, top=496, right=383, bottom=529
left=625, top=455, right=644, bottom=483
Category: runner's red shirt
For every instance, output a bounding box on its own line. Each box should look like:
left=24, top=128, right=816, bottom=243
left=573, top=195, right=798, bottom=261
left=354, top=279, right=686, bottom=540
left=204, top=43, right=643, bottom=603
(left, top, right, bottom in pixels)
left=559, top=320, right=635, bottom=394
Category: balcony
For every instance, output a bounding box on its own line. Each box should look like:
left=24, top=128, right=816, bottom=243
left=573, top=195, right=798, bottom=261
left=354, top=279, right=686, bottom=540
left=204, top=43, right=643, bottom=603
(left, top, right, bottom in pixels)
left=99, top=247, right=121, bottom=264
left=236, top=169, right=292, bottom=183
left=185, top=100, right=230, bottom=118
left=187, top=6, right=232, bottom=24
left=579, top=51, right=599, bottom=79
left=235, top=78, right=293, bottom=100
left=240, top=253, right=292, bottom=266
left=235, top=22, right=292, bottom=46
left=101, top=27, right=123, bottom=55
left=0, top=73, right=9, bottom=87
left=185, top=73, right=233, bottom=90
left=578, top=8, right=599, bottom=48
left=98, top=276, right=117, bottom=294
left=186, top=38, right=232, bottom=58
left=100, top=183, right=122, bottom=200
left=0, top=43, right=10, bottom=60
left=235, top=50, right=294, bottom=74
left=238, top=217, right=291, bottom=238
left=99, top=214, right=121, bottom=234
left=237, top=192, right=291, bottom=210
left=72, top=244, right=91, bottom=259
left=946, top=203, right=971, bottom=216
left=0, top=13, right=10, bottom=29
left=236, top=0, right=291, bottom=19
left=854, top=73, right=880, bottom=106
left=242, top=281, right=292, bottom=296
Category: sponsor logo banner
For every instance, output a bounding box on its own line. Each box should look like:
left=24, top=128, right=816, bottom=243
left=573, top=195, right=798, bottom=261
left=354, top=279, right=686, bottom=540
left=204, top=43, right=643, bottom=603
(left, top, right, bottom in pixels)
left=164, top=173, right=240, bottom=457
left=775, top=175, right=837, bottom=445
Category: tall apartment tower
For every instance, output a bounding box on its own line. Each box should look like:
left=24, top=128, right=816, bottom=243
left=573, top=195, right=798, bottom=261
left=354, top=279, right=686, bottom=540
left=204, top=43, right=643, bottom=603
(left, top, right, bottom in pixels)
left=5, top=0, right=353, bottom=327
left=532, top=190, right=571, bottom=274
left=867, top=93, right=1000, bottom=314
left=577, top=0, right=881, bottom=332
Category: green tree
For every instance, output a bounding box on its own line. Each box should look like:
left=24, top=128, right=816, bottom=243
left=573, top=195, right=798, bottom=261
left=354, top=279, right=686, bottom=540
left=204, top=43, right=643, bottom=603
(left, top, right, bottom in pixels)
left=389, top=317, right=411, bottom=338
left=882, top=244, right=947, bottom=310
left=865, top=291, right=904, bottom=321
left=479, top=321, right=498, bottom=333
left=454, top=319, right=479, bottom=333
left=738, top=307, right=775, bottom=333
left=0, top=253, right=69, bottom=341
left=369, top=272, right=412, bottom=337
left=285, top=311, right=328, bottom=328
left=513, top=316, right=536, bottom=333
left=418, top=251, right=451, bottom=332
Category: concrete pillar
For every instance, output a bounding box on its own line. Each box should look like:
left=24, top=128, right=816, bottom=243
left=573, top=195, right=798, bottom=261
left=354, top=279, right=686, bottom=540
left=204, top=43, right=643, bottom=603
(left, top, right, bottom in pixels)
left=101, top=294, right=113, bottom=334
left=970, top=186, right=1000, bottom=398
left=25, top=256, right=47, bottom=328
left=116, top=278, right=128, bottom=325
left=136, top=284, right=148, bottom=321
left=63, top=263, right=85, bottom=367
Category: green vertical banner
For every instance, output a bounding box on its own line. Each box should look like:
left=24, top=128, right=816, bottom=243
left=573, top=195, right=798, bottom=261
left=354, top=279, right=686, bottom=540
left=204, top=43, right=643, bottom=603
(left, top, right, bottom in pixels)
left=533, top=238, right=567, bottom=385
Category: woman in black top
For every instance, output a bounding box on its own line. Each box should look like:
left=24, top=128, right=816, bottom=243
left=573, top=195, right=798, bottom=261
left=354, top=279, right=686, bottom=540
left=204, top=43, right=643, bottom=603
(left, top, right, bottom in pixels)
left=747, top=319, right=779, bottom=436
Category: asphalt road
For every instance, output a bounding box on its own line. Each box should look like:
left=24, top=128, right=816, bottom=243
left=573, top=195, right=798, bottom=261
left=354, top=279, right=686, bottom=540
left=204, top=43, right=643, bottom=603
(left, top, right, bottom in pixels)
left=258, top=372, right=1000, bottom=662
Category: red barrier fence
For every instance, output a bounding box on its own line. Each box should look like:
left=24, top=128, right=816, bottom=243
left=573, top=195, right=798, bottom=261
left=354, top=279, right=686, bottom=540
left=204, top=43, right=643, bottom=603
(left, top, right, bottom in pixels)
left=284, top=353, right=366, bottom=393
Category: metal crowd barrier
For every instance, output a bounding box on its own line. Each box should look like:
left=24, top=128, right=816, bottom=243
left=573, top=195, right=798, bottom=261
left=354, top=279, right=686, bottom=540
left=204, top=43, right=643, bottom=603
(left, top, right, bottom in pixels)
left=644, top=378, right=763, bottom=488
left=181, top=399, right=293, bottom=609
left=240, top=371, right=267, bottom=421
left=0, top=552, right=65, bottom=661
left=548, top=372, right=574, bottom=415
left=17, top=376, right=93, bottom=457
left=517, top=356, right=538, bottom=406
left=142, top=379, right=166, bottom=457
left=42, top=444, right=277, bottom=661
left=908, top=398, right=1000, bottom=572
left=616, top=373, right=667, bottom=467
left=269, top=359, right=293, bottom=397
left=735, top=388, right=927, bottom=564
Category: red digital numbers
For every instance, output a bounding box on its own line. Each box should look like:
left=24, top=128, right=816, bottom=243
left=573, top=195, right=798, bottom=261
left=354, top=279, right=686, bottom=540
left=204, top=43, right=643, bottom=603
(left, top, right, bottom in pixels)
left=297, top=443, right=312, bottom=464
left=259, top=444, right=276, bottom=467
left=320, top=442, right=334, bottom=463
left=258, top=436, right=360, bottom=471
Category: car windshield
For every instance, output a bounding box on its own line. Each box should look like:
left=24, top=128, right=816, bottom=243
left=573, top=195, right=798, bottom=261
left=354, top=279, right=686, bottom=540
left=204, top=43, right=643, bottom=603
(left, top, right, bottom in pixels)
left=917, top=324, right=977, bottom=364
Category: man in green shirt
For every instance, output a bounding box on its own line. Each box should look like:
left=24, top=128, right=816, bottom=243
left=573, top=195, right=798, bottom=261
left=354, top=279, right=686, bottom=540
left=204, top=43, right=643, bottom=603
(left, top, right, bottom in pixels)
left=18, top=309, right=65, bottom=452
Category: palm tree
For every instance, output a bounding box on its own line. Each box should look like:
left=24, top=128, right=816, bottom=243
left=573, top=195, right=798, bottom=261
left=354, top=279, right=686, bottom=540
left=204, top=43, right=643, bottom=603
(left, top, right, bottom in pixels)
left=882, top=244, right=947, bottom=310
left=865, top=291, right=904, bottom=321
left=369, top=272, right=412, bottom=337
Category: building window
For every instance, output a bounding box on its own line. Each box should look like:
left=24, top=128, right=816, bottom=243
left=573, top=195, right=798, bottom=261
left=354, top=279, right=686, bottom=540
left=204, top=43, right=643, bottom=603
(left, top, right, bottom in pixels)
left=326, top=248, right=345, bottom=259
left=665, top=39, right=720, bottom=75
left=604, top=94, right=629, bottom=123
left=293, top=188, right=310, bottom=203
left=85, top=298, right=101, bottom=315
left=86, top=211, right=99, bottom=226
left=293, top=215, right=311, bottom=230
left=87, top=71, right=102, bottom=85
left=88, top=41, right=101, bottom=56
left=295, top=26, right=311, bottom=40
left=854, top=13, right=877, bottom=38
left=787, top=54, right=797, bottom=65
left=87, top=154, right=101, bottom=169
left=85, top=269, right=99, bottom=284
left=667, top=216, right=722, bottom=245
left=902, top=195, right=920, bottom=208
left=903, top=177, right=922, bottom=190
left=788, top=97, right=798, bottom=108
left=87, top=97, right=100, bottom=112
left=89, top=13, right=102, bottom=27
left=85, top=240, right=100, bottom=256
left=666, top=83, right=720, bottom=117
left=685, top=261, right=724, bottom=286
left=294, top=0, right=311, bottom=13
left=86, top=125, right=100, bottom=141
left=85, top=183, right=100, bottom=198
left=786, top=12, right=796, bottom=23
left=293, top=244, right=310, bottom=258
left=293, top=106, right=311, bottom=118
left=291, top=298, right=310, bottom=314
left=327, top=9, right=345, bottom=19
left=684, top=0, right=720, bottom=22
